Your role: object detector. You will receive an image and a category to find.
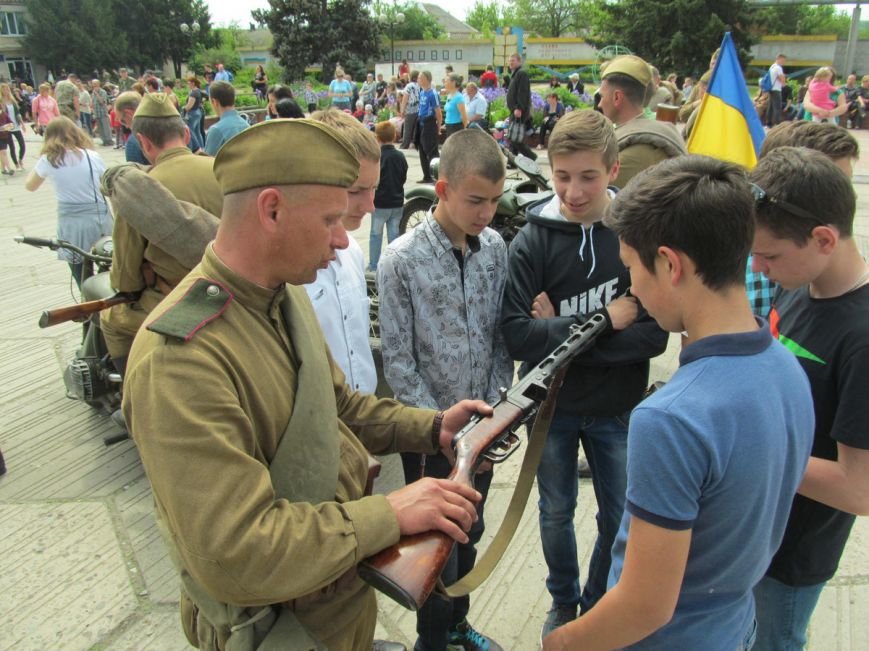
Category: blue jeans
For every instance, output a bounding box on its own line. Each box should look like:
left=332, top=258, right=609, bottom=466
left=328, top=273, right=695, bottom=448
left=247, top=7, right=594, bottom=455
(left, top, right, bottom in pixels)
left=185, top=109, right=203, bottom=151
left=368, top=206, right=403, bottom=271
left=753, top=575, right=825, bottom=650
left=537, top=408, right=628, bottom=612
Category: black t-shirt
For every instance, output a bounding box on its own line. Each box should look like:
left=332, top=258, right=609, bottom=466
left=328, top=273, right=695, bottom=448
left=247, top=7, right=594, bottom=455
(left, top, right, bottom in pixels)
left=765, top=283, right=869, bottom=585
left=189, top=87, right=202, bottom=111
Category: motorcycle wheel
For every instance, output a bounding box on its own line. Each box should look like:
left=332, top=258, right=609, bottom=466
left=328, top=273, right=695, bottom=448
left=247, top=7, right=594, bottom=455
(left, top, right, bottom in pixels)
left=399, top=197, right=435, bottom=235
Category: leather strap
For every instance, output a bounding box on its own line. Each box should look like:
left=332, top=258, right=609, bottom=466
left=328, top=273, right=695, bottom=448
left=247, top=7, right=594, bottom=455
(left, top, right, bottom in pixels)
left=442, top=366, right=569, bottom=597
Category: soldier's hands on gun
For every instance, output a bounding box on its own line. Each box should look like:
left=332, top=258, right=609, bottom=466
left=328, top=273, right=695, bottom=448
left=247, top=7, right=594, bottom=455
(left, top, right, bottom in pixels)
left=385, top=399, right=493, bottom=545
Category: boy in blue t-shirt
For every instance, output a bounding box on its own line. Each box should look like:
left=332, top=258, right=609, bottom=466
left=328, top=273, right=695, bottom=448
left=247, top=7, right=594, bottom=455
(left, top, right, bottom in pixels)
left=542, top=155, right=814, bottom=650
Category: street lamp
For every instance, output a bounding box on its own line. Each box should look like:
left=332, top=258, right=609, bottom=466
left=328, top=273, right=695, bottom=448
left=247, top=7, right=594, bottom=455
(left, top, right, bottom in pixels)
left=382, top=12, right=405, bottom=76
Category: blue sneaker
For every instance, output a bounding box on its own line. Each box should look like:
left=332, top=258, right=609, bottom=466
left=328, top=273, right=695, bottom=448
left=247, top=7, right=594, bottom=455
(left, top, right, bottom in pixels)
left=447, top=619, right=502, bottom=651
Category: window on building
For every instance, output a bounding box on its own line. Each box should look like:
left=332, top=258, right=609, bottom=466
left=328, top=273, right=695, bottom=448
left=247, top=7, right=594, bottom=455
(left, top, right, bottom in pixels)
left=6, top=58, right=34, bottom=85
left=407, top=51, right=414, bottom=61
left=419, top=50, right=425, bottom=60
left=443, top=50, right=449, bottom=61
left=455, top=50, right=463, bottom=61
left=431, top=50, right=438, bottom=60
left=395, top=51, right=401, bottom=60
left=0, top=12, right=27, bottom=36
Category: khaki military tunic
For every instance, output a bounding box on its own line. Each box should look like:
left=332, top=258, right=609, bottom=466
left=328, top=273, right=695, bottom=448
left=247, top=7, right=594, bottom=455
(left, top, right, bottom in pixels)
left=613, top=116, right=688, bottom=190
left=102, top=147, right=223, bottom=359
left=124, top=245, right=438, bottom=650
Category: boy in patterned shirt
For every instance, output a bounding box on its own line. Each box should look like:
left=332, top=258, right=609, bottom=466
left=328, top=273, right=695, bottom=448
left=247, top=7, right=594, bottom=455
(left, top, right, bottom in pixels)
left=378, top=128, right=512, bottom=651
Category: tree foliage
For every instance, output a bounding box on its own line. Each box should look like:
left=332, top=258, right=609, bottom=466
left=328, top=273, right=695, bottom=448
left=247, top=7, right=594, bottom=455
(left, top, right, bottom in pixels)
left=509, top=0, right=594, bottom=37
left=752, top=5, right=852, bottom=39
left=466, top=1, right=517, bottom=36
left=254, top=0, right=381, bottom=83
left=588, top=0, right=756, bottom=77
left=372, top=2, right=444, bottom=41
left=22, top=0, right=214, bottom=77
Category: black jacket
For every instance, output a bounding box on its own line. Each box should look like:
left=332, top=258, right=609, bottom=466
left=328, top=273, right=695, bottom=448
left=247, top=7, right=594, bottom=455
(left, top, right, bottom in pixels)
left=374, top=144, right=408, bottom=209
left=506, top=65, right=531, bottom=119
left=500, top=195, right=669, bottom=415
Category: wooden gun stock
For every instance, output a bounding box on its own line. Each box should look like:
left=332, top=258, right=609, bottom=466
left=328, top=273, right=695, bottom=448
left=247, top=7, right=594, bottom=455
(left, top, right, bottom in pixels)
left=358, top=402, right=524, bottom=610
left=39, top=292, right=140, bottom=328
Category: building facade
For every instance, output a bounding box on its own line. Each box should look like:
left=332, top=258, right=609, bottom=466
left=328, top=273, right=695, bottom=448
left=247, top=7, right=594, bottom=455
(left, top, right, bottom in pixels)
left=0, top=0, right=44, bottom=84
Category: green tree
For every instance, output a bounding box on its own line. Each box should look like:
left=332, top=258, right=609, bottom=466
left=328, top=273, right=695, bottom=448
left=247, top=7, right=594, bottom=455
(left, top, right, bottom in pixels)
left=466, top=1, right=518, bottom=36
left=22, top=0, right=128, bottom=75
left=188, top=26, right=244, bottom=76
left=254, top=0, right=381, bottom=83
left=509, top=0, right=592, bottom=37
left=123, top=0, right=215, bottom=77
left=589, top=0, right=756, bottom=77
left=753, top=5, right=851, bottom=39
left=372, top=2, right=444, bottom=40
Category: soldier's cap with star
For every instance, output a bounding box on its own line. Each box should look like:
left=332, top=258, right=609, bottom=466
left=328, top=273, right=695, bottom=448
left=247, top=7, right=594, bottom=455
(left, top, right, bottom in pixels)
left=133, top=92, right=180, bottom=118
left=601, top=55, right=652, bottom=88
left=213, top=119, right=360, bottom=194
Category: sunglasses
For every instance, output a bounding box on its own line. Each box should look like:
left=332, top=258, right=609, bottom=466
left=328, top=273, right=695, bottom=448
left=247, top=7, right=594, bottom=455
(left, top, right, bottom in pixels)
left=750, top=183, right=828, bottom=228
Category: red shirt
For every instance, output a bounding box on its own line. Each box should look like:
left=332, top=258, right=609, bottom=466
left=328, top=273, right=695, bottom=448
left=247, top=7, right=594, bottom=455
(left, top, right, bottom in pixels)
left=480, top=71, right=498, bottom=88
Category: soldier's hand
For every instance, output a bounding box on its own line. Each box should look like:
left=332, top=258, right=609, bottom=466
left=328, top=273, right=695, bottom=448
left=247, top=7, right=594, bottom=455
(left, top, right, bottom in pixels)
left=531, top=291, right=555, bottom=319
left=440, top=400, right=493, bottom=454
left=606, top=294, right=639, bottom=330
left=386, top=478, right=481, bottom=543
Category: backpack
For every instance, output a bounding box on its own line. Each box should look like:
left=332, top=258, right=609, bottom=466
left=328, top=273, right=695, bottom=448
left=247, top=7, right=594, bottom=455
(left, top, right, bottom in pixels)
left=759, top=70, right=772, bottom=93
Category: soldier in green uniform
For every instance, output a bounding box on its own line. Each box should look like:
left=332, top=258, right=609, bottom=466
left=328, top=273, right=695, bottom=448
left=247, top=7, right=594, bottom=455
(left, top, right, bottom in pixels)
left=101, top=92, right=223, bottom=374
left=122, top=119, right=489, bottom=651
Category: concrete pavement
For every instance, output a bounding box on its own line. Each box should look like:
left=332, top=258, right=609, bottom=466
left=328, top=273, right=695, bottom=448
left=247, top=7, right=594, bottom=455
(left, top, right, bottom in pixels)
left=1, top=128, right=868, bottom=650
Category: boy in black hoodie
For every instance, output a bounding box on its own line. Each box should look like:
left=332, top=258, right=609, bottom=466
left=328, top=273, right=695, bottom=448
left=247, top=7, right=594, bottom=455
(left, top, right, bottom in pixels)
left=500, top=109, right=668, bottom=640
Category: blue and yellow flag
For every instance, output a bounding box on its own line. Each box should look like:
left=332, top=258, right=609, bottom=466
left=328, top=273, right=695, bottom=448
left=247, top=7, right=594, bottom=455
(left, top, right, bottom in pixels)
left=687, top=32, right=766, bottom=169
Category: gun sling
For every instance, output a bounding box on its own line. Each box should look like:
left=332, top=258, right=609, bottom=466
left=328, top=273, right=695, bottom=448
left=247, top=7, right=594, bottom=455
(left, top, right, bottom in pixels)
left=439, top=365, right=569, bottom=598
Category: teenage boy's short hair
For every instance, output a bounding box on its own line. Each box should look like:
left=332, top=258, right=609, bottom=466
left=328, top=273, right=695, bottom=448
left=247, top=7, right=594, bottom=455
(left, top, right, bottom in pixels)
left=760, top=121, right=859, bottom=163
left=209, top=80, right=235, bottom=108
left=310, top=107, right=380, bottom=162
left=604, top=155, right=754, bottom=290
left=374, top=121, right=396, bottom=143
left=750, top=146, right=856, bottom=243
left=547, top=109, right=618, bottom=169
left=439, top=128, right=504, bottom=184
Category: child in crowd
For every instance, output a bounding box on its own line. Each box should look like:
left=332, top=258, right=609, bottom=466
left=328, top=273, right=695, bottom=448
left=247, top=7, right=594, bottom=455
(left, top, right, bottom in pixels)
left=109, top=105, right=124, bottom=148
left=362, top=104, right=377, bottom=129
left=808, top=66, right=839, bottom=122
left=304, top=81, right=317, bottom=114
left=500, top=109, right=668, bottom=640
left=543, top=154, right=814, bottom=651
left=749, top=146, right=869, bottom=650
left=367, top=121, right=407, bottom=272
left=378, top=128, right=512, bottom=651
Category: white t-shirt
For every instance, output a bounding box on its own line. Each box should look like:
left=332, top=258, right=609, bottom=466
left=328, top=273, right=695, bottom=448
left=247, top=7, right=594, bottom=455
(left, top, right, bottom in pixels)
left=34, top=149, right=107, bottom=205
left=769, top=62, right=784, bottom=92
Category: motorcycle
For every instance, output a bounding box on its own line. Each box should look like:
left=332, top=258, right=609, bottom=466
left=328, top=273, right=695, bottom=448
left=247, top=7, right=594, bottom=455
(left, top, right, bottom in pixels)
left=399, top=141, right=553, bottom=246
left=15, top=236, right=137, bottom=443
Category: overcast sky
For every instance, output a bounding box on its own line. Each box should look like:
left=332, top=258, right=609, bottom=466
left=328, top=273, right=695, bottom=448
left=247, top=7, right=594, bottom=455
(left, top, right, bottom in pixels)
left=206, top=0, right=474, bottom=27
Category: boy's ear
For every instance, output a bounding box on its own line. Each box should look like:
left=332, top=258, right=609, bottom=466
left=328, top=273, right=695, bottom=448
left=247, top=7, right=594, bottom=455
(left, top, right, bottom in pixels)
left=657, top=246, right=685, bottom=285
left=434, top=179, right=449, bottom=201
left=810, top=224, right=839, bottom=254
left=608, top=160, right=621, bottom=184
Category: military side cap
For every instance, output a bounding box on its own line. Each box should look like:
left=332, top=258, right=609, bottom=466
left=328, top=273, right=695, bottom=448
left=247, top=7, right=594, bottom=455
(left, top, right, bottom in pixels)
left=134, top=92, right=180, bottom=118
left=602, top=55, right=652, bottom=88
left=213, top=119, right=360, bottom=194
left=147, top=278, right=233, bottom=341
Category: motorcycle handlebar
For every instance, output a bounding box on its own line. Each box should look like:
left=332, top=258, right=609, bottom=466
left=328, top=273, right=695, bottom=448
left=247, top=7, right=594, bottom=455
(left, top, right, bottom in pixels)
left=14, top=236, right=113, bottom=264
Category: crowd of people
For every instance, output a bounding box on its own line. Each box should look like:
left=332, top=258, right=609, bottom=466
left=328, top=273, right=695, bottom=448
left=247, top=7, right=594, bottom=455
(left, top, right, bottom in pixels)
left=3, top=50, right=867, bottom=651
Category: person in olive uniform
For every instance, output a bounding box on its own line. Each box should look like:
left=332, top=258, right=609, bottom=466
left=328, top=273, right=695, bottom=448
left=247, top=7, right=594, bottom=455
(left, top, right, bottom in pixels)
left=100, top=92, right=223, bottom=374
left=122, top=119, right=489, bottom=651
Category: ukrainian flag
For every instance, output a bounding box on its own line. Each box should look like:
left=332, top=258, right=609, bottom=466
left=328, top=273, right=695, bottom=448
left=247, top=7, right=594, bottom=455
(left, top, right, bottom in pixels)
left=687, top=32, right=766, bottom=169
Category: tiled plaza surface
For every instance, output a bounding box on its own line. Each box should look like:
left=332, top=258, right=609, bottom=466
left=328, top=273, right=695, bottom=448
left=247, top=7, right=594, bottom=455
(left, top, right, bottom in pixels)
left=1, top=128, right=868, bottom=650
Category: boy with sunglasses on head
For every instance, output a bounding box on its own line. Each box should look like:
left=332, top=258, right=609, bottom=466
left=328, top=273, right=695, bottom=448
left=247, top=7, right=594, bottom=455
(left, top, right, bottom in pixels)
left=543, top=154, right=814, bottom=651
left=749, top=146, right=869, bottom=651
